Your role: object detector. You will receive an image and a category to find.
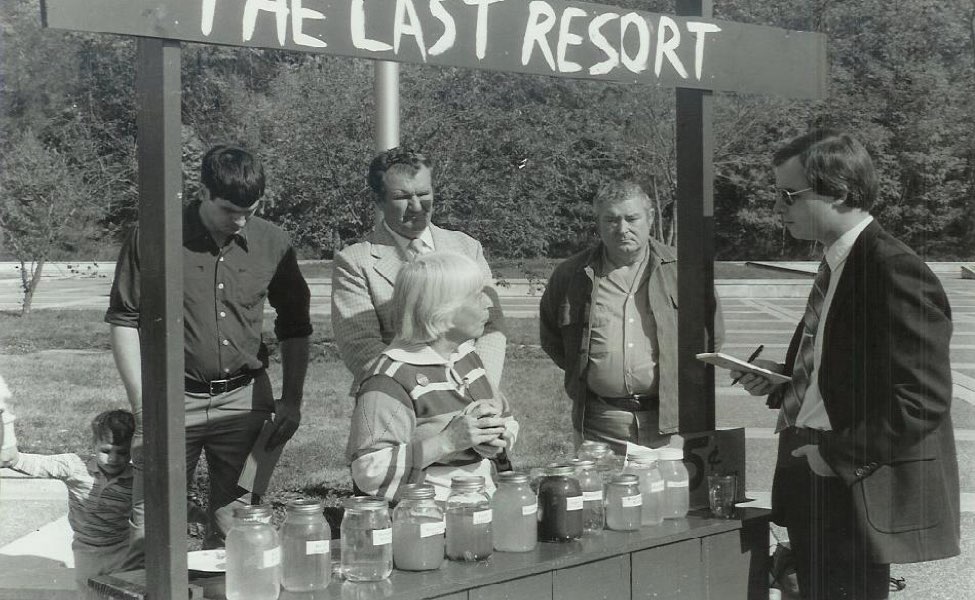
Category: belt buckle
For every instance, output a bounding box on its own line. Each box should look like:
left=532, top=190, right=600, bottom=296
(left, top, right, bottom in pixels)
left=208, top=378, right=231, bottom=396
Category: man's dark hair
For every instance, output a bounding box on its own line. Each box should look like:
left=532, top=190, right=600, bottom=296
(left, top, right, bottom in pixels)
left=367, top=146, right=431, bottom=201
left=200, top=145, right=266, bottom=208
left=91, top=409, right=136, bottom=445
left=772, top=128, right=878, bottom=210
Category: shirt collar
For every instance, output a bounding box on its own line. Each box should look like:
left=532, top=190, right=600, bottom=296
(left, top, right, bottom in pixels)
left=382, top=339, right=475, bottom=365
left=824, top=215, right=873, bottom=271
left=383, top=221, right=434, bottom=254
left=184, top=200, right=249, bottom=251
left=86, top=457, right=134, bottom=482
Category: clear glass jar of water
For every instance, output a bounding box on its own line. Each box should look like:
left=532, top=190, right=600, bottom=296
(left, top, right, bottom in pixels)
left=570, top=458, right=605, bottom=534
left=445, top=476, right=493, bottom=561
left=392, top=484, right=444, bottom=571
left=491, top=472, right=537, bottom=552
left=340, top=496, right=392, bottom=581
left=577, top=440, right=620, bottom=485
left=623, top=452, right=664, bottom=526
left=280, top=498, right=330, bottom=591
left=604, top=473, right=642, bottom=531
left=657, top=447, right=690, bottom=519
left=226, top=504, right=280, bottom=600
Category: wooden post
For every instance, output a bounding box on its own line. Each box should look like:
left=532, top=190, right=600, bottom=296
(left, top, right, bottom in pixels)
left=135, top=37, right=187, bottom=600
left=374, top=61, right=400, bottom=151
left=675, top=0, right=717, bottom=433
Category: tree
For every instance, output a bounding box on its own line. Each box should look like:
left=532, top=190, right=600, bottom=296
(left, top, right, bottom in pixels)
left=0, top=130, right=104, bottom=315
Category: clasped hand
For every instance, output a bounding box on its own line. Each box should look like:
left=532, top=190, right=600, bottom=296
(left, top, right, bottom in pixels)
left=445, top=400, right=511, bottom=455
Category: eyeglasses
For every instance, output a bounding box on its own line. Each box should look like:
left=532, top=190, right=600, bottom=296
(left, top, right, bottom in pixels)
left=777, top=187, right=813, bottom=206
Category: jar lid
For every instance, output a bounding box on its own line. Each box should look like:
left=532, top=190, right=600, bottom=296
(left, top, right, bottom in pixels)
left=657, top=447, right=684, bottom=460
left=286, top=498, right=324, bottom=513
left=233, top=504, right=273, bottom=519
left=399, top=483, right=436, bottom=500
left=628, top=455, right=657, bottom=465
left=627, top=445, right=657, bottom=459
left=570, top=458, right=595, bottom=468
left=544, top=465, right=575, bottom=477
left=578, top=441, right=609, bottom=454
left=496, top=471, right=530, bottom=484
left=343, top=496, right=388, bottom=511
left=608, top=473, right=640, bottom=486
left=450, top=475, right=485, bottom=492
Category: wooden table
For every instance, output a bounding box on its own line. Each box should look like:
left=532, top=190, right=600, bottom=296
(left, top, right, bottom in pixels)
left=89, top=508, right=770, bottom=600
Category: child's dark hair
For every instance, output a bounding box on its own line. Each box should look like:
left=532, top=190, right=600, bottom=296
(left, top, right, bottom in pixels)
left=91, top=410, right=136, bottom=446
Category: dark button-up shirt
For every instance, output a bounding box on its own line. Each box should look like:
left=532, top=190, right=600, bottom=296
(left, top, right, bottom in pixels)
left=105, top=201, right=312, bottom=383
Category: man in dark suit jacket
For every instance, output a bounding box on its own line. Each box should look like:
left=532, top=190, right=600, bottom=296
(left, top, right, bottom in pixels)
left=733, top=129, right=959, bottom=599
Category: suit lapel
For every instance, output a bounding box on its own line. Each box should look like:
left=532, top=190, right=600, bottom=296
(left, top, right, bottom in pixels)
left=370, top=226, right=408, bottom=286
left=824, top=220, right=879, bottom=332
left=429, top=224, right=459, bottom=253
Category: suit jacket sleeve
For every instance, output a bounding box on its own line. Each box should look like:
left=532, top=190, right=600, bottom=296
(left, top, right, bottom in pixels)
left=470, top=239, right=507, bottom=388
left=331, top=247, right=387, bottom=388
left=820, top=252, right=953, bottom=485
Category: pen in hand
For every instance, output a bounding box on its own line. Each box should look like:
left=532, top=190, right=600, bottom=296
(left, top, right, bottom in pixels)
left=731, top=344, right=765, bottom=386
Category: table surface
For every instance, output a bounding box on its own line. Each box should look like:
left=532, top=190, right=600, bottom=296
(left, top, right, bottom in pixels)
left=95, top=508, right=770, bottom=600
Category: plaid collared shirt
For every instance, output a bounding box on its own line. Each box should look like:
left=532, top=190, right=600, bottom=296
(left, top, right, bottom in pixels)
left=12, top=453, right=133, bottom=547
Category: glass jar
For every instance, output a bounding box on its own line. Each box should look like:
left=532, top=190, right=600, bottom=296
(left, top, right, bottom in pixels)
left=281, top=498, right=330, bottom=591
left=340, top=496, right=393, bottom=581
left=537, top=465, right=584, bottom=542
left=226, top=504, right=280, bottom=600
left=570, top=459, right=605, bottom=535
left=623, top=453, right=664, bottom=526
left=657, top=447, right=690, bottom=519
left=577, top=440, right=619, bottom=485
left=445, top=476, right=493, bottom=561
left=391, top=484, right=444, bottom=571
left=491, top=472, right=537, bottom=552
left=604, top=474, right=643, bottom=531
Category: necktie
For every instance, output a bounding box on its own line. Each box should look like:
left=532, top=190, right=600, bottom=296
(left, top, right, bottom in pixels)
left=408, top=238, right=429, bottom=259
left=777, top=260, right=832, bottom=431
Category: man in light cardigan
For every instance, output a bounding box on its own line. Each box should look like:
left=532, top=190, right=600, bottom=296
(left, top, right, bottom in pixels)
left=331, top=146, right=506, bottom=391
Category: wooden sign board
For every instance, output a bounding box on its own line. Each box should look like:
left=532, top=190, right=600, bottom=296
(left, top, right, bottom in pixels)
left=42, top=0, right=827, bottom=98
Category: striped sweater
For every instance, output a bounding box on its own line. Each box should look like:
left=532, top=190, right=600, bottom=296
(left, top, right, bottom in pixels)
left=11, top=453, right=133, bottom=547
left=346, top=341, right=508, bottom=500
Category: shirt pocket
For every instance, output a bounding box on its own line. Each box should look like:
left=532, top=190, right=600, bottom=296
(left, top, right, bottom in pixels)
left=236, top=266, right=271, bottom=309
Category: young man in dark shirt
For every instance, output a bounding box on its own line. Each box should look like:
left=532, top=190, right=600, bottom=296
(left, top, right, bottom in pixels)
left=105, top=145, right=312, bottom=559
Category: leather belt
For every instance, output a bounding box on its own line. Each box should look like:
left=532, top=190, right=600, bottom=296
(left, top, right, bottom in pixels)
left=184, top=372, right=254, bottom=396
left=597, top=394, right=659, bottom=412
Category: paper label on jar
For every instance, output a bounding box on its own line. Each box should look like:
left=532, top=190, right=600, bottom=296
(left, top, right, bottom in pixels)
left=305, top=539, right=330, bottom=555
left=583, top=490, right=603, bottom=502
left=262, top=546, right=281, bottom=568
left=621, top=494, right=643, bottom=507
left=372, top=528, right=393, bottom=545
left=472, top=509, right=493, bottom=524
left=521, top=503, right=538, bottom=517
left=668, top=479, right=690, bottom=487
left=566, top=496, right=584, bottom=511
left=651, top=481, right=666, bottom=492
left=420, top=520, right=446, bottom=538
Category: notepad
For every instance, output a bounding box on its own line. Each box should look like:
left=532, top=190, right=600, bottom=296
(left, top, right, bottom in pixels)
left=695, top=352, right=792, bottom=384
left=237, top=420, right=285, bottom=495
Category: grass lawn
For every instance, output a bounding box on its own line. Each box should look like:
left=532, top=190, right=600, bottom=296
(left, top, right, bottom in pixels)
left=0, top=310, right=572, bottom=529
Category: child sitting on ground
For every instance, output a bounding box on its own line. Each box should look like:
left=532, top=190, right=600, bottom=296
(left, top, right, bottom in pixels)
left=1, top=407, right=135, bottom=595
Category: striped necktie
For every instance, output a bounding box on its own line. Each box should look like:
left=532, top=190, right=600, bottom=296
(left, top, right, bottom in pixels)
left=777, top=260, right=831, bottom=431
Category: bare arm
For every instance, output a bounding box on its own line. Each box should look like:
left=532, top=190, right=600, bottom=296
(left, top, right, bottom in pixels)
left=110, top=325, right=143, bottom=416
left=265, top=336, right=310, bottom=450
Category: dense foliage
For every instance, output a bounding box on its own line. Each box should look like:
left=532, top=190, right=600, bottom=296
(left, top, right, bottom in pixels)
left=1, top=0, right=973, bottom=262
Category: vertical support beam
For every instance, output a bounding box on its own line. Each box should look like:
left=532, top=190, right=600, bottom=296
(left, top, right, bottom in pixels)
left=675, top=0, right=716, bottom=433
left=135, top=37, right=187, bottom=600
left=374, top=61, right=400, bottom=151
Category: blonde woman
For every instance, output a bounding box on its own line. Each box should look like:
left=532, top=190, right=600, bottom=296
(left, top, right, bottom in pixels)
left=347, top=252, right=518, bottom=501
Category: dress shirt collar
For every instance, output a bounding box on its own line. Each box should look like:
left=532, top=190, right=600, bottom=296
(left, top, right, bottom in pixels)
left=382, top=339, right=476, bottom=365
left=86, top=456, right=134, bottom=483
left=382, top=221, right=434, bottom=254
left=184, top=200, right=249, bottom=251
left=824, top=215, right=873, bottom=271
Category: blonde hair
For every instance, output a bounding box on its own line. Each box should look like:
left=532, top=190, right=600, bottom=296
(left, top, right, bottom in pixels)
left=392, top=252, right=486, bottom=344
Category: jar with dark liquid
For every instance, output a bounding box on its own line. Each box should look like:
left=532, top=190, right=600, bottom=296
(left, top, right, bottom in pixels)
left=537, top=465, right=583, bottom=542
